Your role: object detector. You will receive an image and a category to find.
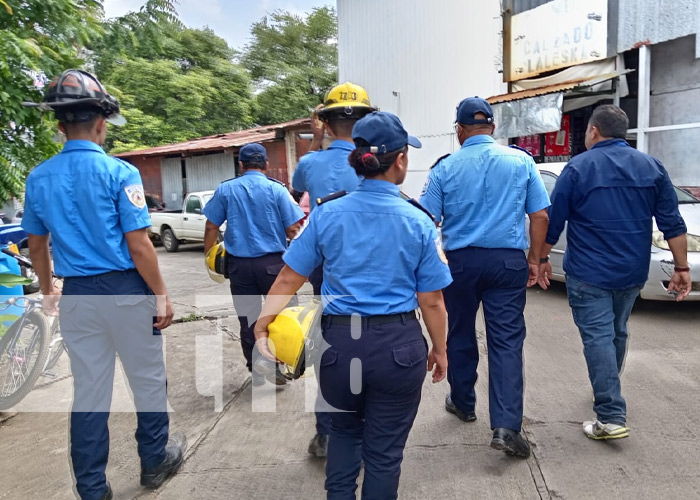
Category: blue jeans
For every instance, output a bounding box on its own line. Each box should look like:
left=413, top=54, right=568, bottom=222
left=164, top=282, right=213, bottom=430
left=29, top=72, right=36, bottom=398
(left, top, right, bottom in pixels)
left=566, top=275, right=640, bottom=426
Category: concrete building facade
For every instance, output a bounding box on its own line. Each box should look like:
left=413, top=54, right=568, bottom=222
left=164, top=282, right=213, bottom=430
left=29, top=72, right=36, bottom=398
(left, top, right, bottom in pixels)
left=338, top=0, right=700, bottom=195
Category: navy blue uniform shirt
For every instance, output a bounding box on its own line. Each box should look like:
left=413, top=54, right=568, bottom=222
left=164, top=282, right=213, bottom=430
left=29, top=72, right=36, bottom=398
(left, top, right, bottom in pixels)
left=546, top=139, right=687, bottom=289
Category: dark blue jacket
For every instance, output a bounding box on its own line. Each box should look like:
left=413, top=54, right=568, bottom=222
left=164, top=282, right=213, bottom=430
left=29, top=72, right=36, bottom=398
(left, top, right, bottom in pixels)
left=546, top=139, right=686, bottom=289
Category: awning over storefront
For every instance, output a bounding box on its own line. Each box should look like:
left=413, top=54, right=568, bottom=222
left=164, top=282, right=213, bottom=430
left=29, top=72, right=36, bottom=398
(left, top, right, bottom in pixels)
left=487, top=58, right=632, bottom=139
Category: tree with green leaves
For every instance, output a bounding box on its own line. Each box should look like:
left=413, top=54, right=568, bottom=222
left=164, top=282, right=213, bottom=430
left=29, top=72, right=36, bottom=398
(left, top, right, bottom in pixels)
left=242, top=6, right=338, bottom=125
left=0, top=0, right=103, bottom=204
left=93, top=12, right=255, bottom=153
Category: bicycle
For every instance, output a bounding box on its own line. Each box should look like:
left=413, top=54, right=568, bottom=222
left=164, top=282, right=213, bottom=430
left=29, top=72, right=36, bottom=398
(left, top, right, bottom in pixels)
left=0, top=249, right=65, bottom=411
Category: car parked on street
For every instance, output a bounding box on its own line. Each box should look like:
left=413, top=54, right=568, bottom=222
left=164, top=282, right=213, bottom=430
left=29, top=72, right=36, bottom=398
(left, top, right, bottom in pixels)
left=535, top=162, right=700, bottom=301
left=149, top=191, right=216, bottom=252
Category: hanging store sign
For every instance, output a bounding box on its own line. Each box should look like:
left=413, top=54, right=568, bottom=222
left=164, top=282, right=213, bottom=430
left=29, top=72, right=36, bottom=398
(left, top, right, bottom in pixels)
left=506, top=0, right=608, bottom=82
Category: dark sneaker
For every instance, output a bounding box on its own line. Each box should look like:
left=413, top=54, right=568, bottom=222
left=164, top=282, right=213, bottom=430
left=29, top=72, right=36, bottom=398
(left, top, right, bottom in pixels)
left=98, top=482, right=113, bottom=500
left=308, top=433, right=329, bottom=458
left=445, top=394, right=476, bottom=422
left=141, top=431, right=188, bottom=489
left=490, top=427, right=531, bottom=458
left=583, top=420, right=630, bottom=440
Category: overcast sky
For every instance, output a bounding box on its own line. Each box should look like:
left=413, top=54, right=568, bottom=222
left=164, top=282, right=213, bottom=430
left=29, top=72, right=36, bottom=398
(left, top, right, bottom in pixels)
left=103, top=0, right=335, bottom=51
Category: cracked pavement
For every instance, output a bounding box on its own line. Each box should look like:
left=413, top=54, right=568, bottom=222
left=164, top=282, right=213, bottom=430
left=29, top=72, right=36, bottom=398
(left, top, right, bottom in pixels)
left=1, top=244, right=699, bottom=499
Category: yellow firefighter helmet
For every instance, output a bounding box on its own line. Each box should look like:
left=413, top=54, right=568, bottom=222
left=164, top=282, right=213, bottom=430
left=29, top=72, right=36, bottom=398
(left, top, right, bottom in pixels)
left=265, top=301, right=322, bottom=379
left=205, top=242, right=227, bottom=283
left=318, top=82, right=375, bottom=120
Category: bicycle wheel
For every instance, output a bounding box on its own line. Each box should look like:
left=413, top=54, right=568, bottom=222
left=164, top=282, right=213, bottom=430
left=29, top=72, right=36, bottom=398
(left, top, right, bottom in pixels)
left=44, top=318, right=65, bottom=371
left=0, top=310, right=50, bottom=410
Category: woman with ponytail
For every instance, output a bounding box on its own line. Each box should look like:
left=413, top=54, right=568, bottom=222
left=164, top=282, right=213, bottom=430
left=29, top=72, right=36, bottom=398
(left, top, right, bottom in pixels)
left=255, top=111, right=451, bottom=499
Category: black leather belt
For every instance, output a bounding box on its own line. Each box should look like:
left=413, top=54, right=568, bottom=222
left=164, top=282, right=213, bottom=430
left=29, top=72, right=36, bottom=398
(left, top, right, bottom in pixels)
left=322, top=311, right=416, bottom=327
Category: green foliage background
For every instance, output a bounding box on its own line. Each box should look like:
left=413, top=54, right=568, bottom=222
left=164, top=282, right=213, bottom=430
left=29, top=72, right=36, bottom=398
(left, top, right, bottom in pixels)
left=0, top=0, right=338, bottom=203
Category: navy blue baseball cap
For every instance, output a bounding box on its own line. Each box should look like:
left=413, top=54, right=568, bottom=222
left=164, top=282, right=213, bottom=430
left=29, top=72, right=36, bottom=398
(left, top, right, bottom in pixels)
left=352, top=111, right=422, bottom=153
left=239, top=143, right=267, bottom=162
left=456, top=97, right=494, bottom=125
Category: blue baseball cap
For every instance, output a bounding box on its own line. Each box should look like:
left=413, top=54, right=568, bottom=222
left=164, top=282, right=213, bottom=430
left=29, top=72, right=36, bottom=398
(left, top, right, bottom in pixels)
left=456, top=97, right=494, bottom=125
left=352, top=111, right=421, bottom=153
left=239, top=143, right=267, bottom=162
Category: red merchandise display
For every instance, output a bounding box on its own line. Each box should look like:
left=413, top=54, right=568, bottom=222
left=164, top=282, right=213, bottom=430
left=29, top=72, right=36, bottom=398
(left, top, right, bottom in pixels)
left=516, top=135, right=541, bottom=157
left=544, top=115, right=571, bottom=157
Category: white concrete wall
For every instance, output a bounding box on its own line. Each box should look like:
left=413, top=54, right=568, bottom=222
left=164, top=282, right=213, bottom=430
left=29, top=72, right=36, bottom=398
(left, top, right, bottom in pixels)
left=649, top=35, right=700, bottom=186
left=338, top=0, right=506, bottom=197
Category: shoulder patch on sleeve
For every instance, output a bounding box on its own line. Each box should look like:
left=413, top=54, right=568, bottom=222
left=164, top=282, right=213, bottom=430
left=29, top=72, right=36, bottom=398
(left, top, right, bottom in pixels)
left=430, top=153, right=451, bottom=169
left=317, top=190, right=347, bottom=206
left=509, top=144, right=533, bottom=157
left=435, top=236, right=448, bottom=264
left=124, top=184, right=146, bottom=209
left=420, top=177, right=431, bottom=197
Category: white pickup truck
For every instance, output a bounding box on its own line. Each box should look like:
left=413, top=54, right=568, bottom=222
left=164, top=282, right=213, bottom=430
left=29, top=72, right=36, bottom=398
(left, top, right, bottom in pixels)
left=150, top=191, right=215, bottom=252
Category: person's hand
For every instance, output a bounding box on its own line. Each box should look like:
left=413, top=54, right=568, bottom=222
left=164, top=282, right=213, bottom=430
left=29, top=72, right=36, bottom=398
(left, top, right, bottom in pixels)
left=526, top=262, right=540, bottom=288
left=153, top=295, right=174, bottom=329
left=253, top=317, right=279, bottom=363
left=667, top=269, right=691, bottom=301
left=42, top=286, right=61, bottom=316
left=428, top=348, right=447, bottom=383
left=310, top=104, right=325, bottom=150
left=537, top=261, right=552, bottom=290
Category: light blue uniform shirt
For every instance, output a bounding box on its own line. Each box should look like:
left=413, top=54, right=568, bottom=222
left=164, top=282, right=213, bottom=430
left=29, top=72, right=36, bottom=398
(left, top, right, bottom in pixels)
left=203, top=171, right=304, bottom=258
left=292, top=140, right=360, bottom=211
left=420, top=135, right=550, bottom=251
left=21, top=140, right=151, bottom=277
left=284, top=179, right=453, bottom=315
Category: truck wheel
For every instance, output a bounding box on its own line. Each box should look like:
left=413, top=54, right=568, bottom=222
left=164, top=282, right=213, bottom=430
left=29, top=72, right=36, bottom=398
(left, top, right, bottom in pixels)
left=162, top=228, right=179, bottom=253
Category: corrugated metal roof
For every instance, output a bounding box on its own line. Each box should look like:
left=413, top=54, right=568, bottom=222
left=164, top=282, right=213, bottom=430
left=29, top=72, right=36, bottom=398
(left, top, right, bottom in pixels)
left=487, top=72, right=627, bottom=104
left=115, top=118, right=311, bottom=159
left=617, top=0, right=699, bottom=54
left=504, top=0, right=553, bottom=16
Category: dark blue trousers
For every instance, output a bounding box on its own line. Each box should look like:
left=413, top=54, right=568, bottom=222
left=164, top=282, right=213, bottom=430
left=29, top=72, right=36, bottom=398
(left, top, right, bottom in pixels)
left=443, top=247, right=528, bottom=431
left=319, top=315, right=427, bottom=500
left=309, top=264, right=332, bottom=435
left=228, top=253, right=286, bottom=371
left=60, top=270, right=169, bottom=500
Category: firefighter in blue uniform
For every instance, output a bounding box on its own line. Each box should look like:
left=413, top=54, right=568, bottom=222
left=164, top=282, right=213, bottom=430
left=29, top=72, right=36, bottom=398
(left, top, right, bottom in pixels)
left=420, top=97, right=551, bottom=458
left=203, top=143, right=305, bottom=385
left=21, top=69, right=186, bottom=500
left=255, top=111, right=452, bottom=499
left=291, top=82, right=375, bottom=457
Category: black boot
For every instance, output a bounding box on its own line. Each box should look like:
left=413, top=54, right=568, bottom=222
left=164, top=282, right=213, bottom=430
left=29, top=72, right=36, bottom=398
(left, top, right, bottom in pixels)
left=141, top=431, right=188, bottom=488
left=444, top=394, right=476, bottom=422
left=308, top=433, right=329, bottom=458
left=490, top=427, right=530, bottom=458
left=98, top=482, right=113, bottom=500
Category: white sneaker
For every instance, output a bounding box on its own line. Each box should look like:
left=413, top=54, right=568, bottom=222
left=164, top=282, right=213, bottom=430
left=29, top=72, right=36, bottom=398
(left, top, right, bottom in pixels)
left=582, top=420, right=630, bottom=440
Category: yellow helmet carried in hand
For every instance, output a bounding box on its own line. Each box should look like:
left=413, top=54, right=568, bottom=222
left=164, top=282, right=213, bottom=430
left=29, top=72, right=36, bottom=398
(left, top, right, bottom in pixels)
left=318, top=82, right=375, bottom=120
left=205, top=242, right=227, bottom=283
left=265, top=301, right=322, bottom=379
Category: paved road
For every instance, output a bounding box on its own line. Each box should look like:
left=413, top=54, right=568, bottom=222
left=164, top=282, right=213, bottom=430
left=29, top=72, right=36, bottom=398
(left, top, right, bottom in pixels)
left=1, top=245, right=699, bottom=499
